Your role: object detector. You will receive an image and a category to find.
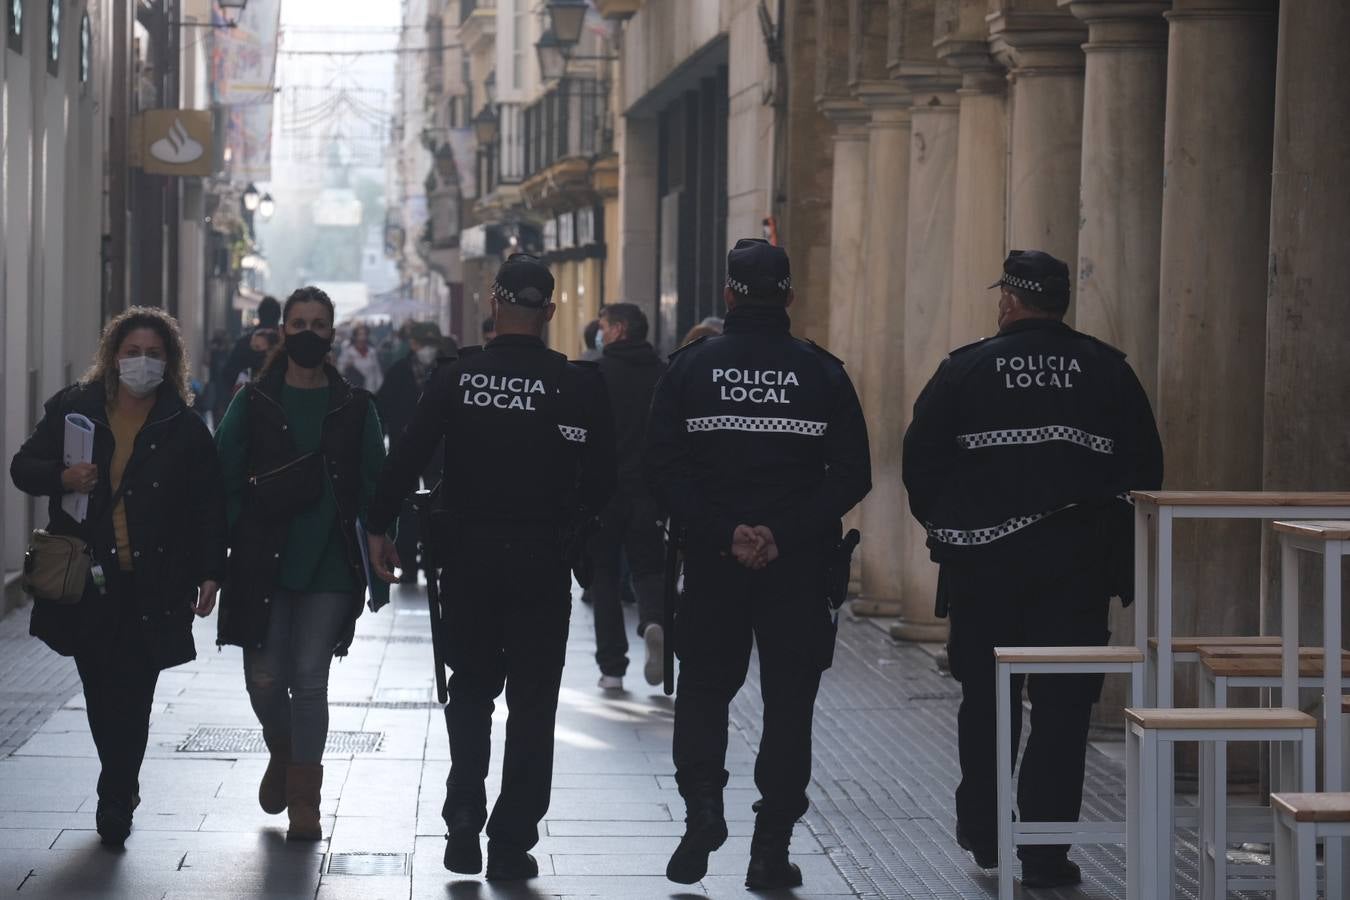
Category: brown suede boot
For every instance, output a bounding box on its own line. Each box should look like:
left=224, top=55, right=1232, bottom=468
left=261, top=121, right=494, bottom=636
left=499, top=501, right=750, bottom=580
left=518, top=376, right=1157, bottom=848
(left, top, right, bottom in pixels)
left=259, top=729, right=290, bottom=815
left=285, top=763, right=323, bottom=841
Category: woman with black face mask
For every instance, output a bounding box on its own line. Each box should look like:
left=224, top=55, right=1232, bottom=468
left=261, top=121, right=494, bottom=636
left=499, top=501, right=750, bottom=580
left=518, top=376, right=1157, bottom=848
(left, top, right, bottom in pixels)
left=214, top=286, right=391, bottom=841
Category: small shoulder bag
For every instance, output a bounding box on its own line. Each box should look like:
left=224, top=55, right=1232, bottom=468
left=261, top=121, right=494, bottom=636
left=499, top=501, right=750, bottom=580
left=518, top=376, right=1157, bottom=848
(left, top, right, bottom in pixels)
left=22, top=481, right=129, bottom=605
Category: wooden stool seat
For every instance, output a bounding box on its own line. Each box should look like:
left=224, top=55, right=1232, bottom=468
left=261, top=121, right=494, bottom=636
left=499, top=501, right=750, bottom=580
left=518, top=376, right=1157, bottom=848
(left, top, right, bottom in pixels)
left=1273, top=520, right=1350, bottom=540
left=1201, top=655, right=1350, bottom=679
left=1197, top=645, right=1328, bottom=661
left=1272, top=792, right=1350, bottom=823
left=995, top=645, right=1144, bottom=664
left=1149, top=635, right=1282, bottom=653
left=1125, top=707, right=1316, bottom=730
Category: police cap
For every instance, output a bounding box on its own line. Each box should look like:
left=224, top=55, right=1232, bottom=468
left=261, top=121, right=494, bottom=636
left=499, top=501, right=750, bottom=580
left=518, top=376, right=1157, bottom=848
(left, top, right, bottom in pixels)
left=989, top=250, right=1071, bottom=305
left=726, top=238, right=792, bottom=298
left=493, top=253, right=555, bottom=308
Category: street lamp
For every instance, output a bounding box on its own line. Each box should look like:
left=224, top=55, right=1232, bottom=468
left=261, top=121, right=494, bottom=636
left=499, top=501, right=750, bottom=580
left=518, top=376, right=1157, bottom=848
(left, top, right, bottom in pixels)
left=472, top=105, right=499, bottom=146
left=484, top=70, right=496, bottom=105
left=434, top=143, right=456, bottom=181
left=535, top=29, right=567, bottom=82
left=242, top=183, right=261, bottom=212
left=257, top=193, right=275, bottom=220
left=217, top=0, right=248, bottom=25
left=545, top=0, right=588, bottom=49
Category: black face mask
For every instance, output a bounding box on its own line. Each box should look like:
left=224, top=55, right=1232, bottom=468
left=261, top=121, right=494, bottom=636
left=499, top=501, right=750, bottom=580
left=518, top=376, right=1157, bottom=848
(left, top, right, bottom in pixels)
left=284, top=330, right=332, bottom=370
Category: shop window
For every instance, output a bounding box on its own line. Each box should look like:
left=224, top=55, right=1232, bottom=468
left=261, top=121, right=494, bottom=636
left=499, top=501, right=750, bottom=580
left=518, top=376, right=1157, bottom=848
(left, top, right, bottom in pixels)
left=79, top=13, right=90, bottom=83
left=7, top=0, right=23, bottom=54
left=45, top=0, right=58, bottom=75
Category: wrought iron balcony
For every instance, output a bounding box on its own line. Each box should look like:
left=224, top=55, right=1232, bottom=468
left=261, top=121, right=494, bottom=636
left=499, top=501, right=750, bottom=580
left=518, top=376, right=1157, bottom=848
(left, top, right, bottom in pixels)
left=522, top=77, right=613, bottom=179
left=459, top=0, right=495, bottom=25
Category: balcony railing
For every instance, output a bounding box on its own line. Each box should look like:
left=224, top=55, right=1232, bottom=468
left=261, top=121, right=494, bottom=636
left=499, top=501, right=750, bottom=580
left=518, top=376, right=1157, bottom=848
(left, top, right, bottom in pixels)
left=479, top=102, right=524, bottom=197
left=522, top=77, right=613, bottom=179
left=459, top=0, right=495, bottom=25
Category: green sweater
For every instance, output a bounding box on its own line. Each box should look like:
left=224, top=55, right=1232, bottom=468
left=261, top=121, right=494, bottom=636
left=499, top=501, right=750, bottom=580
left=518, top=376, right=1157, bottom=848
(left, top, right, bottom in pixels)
left=216, top=383, right=388, bottom=594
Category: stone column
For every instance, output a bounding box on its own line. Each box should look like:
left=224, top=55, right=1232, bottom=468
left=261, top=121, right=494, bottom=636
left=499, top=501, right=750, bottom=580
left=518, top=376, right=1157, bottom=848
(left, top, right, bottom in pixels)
left=894, top=82, right=961, bottom=643
left=937, top=6, right=1008, bottom=348
left=821, top=103, right=872, bottom=369
left=1067, top=0, right=1168, bottom=398
left=1155, top=0, right=1277, bottom=699
left=1262, top=1, right=1350, bottom=638
left=988, top=3, right=1087, bottom=314
left=853, top=87, right=912, bottom=618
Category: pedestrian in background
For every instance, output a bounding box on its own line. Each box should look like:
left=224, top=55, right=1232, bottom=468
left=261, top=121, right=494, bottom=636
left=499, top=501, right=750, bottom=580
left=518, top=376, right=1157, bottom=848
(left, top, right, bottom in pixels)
left=366, top=254, right=615, bottom=882
left=10, top=306, right=227, bottom=848
left=377, top=320, right=451, bottom=583
left=679, top=316, right=724, bottom=347
left=902, top=250, right=1163, bottom=888
left=646, top=240, right=871, bottom=890
left=216, top=295, right=281, bottom=422
left=580, top=317, right=603, bottom=361
left=589, top=302, right=667, bottom=691
left=481, top=316, right=497, bottom=344
left=214, top=286, right=391, bottom=842
left=230, top=327, right=279, bottom=399
left=338, top=321, right=383, bottom=393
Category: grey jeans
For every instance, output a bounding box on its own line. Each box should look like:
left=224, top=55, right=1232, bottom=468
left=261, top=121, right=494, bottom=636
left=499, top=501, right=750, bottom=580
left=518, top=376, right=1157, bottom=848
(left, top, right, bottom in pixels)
left=242, top=590, right=350, bottom=763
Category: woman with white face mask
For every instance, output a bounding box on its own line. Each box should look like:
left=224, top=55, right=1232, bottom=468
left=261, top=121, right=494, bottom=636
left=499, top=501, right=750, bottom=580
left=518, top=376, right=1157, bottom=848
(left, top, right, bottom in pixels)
left=9, top=306, right=228, bottom=848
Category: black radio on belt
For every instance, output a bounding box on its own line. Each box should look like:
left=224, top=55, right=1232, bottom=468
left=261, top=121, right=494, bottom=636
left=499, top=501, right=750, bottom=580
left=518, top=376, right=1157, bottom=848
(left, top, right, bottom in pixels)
left=825, top=529, right=861, bottom=621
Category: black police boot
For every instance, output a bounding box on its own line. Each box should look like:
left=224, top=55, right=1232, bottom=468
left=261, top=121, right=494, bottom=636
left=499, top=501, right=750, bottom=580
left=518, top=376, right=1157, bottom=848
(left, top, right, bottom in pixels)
left=443, top=813, right=483, bottom=875
left=1020, top=855, right=1082, bottom=889
left=665, top=796, right=728, bottom=884
left=485, top=843, right=539, bottom=881
left=95, top=793, right=139, bottom=849
left=744, top=813, right=802, bottom=891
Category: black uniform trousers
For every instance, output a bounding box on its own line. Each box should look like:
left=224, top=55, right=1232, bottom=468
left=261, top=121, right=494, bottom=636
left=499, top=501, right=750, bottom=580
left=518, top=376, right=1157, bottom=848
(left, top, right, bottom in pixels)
left=590, top=487, right=665, bottom=676
left=73, top=575, right=161, bottom=811
left=943, top=511, right=1110, bottom=863
left=440, top=538, right=572, bottom=851
left=673, top=548, right=835, bottom=824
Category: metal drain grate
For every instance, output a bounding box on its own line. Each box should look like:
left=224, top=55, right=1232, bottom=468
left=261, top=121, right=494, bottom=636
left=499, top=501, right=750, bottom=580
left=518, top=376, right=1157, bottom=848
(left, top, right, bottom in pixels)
left=324, top=852, right=408, bottom=876
left=329, top=700, right=443, bottom=710
left=177, top=727, right=384, bottom=753
left=354, top=634, right=434, bottom=644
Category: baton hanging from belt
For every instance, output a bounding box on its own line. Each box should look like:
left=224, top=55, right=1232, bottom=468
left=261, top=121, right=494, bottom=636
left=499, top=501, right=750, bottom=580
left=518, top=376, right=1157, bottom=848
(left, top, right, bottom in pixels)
left=662, top=517, right=683, bottom=697
left=413, top=488, right=449, bottom=705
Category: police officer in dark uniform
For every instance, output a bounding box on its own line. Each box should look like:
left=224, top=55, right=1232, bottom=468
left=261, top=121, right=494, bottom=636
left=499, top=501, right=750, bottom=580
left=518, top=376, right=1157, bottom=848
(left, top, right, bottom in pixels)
left=902, top=250, right=1163, bottom=889
left=645, top=239, right=872, bottom=890
left=365, top=254, right=616, bottom=882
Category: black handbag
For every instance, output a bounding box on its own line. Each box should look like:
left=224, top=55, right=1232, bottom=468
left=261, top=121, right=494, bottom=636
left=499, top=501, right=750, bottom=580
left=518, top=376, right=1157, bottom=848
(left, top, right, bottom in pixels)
left=247, top=451, right=325, bottom=517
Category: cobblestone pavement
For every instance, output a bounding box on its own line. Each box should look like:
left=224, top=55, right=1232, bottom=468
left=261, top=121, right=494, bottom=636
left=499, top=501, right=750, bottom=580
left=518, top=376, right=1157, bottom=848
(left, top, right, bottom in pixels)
left=0, top=606, right=79, bottom=759
left=0, top=583, right=1262, bottom=898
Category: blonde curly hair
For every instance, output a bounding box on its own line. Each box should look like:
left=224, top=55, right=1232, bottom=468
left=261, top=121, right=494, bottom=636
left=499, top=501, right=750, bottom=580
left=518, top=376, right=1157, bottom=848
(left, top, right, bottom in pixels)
left=81, top=306, right=194, bottom=404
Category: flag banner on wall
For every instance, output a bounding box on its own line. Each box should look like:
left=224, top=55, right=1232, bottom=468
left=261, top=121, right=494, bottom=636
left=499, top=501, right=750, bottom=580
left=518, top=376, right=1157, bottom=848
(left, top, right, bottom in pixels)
left=210, top=0, right=281, bottom=180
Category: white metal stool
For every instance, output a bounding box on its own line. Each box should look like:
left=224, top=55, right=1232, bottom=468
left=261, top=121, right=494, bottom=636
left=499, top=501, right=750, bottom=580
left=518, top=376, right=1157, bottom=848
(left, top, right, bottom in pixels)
left=1272, top=792, right=1350, bottom=898
left=994, top=646, right=1144, bottom=900
left=1125, top=707, right=1316, bottom=900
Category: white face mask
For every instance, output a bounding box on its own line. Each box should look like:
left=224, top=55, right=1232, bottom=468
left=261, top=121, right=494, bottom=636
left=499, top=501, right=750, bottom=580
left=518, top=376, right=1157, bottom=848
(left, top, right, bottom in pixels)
left=415, top=346, right=439, bottom=366
left=118, top=355, right=166, bottom=397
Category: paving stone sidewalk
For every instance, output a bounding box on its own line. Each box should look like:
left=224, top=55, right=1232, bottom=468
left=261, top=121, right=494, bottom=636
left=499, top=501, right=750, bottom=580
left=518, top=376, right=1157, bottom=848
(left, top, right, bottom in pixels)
left=0, top=583, right=1253, bottom=898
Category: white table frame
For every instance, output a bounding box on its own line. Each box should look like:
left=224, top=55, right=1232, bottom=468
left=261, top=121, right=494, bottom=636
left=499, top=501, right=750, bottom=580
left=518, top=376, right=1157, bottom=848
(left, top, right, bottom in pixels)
left=1131, top=495, right=1350, bottom=710
left=1277, top=526, right=1349, bottom=900
left=1273, top=803, right=1350, bottom=899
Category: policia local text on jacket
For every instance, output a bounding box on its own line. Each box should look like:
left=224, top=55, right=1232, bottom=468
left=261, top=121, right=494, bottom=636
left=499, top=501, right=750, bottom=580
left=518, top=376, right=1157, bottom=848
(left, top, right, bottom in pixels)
left=902, top=255, right=1163, bottom=884
left=644, top=251, right=872, bottom=891
left=11, top=369, right=227, bottom=846
left=367, top=263, right=616, bottom=879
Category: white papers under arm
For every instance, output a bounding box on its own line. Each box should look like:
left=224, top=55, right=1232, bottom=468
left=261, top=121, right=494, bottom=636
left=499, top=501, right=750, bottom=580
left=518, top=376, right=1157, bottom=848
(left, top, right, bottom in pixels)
left=61, top=414, right=96, bottom=522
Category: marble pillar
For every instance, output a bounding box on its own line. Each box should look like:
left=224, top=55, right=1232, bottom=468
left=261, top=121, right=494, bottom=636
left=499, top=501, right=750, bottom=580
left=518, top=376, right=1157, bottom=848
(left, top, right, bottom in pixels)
left=1262, top=0, right=1350, bottom=644
left=853, top=87, right=912, bottom=618
left=822, top=104, right=872, bottom=369
left=1068, top=0, right=1168, bottom=399
left=938, top=30, right=1008, bottom=348
left=893, top=84, right=961, bottom=643
left=1156, top=0, right=1277, bottom=688
left=988, top=5, right=1087, bottom=315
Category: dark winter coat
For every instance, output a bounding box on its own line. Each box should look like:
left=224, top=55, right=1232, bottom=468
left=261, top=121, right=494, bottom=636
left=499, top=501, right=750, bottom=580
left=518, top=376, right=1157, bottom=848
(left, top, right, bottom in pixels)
left=597, top=339, right=665, bottom=492
left=376, top=354, right=442, bottom=484
left=216, top=362, right=381, bottom=656
left=9, top=381, right=228, bottom=669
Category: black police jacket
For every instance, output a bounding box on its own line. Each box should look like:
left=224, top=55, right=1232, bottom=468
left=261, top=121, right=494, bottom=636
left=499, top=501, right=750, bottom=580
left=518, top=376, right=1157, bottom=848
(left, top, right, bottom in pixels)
left=644, top=303, right=872, bottom=556
left=902, top=317, right=1164, bottom=567
left=10, top=381, right=227, bottom=668
left=597, top=339, right=666, bottom=493
left=367, top=333, right=617, bottom=539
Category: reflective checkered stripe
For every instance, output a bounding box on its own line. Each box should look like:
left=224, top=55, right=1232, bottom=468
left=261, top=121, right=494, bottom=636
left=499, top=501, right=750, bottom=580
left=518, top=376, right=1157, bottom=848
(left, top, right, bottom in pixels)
left=956, top=426, right=1114, bottom=455
left=927, top=508, right=1071, bottom=547
left=685, top=416, right=827, bottom=436
left=558, top=425, right=588, bottom=443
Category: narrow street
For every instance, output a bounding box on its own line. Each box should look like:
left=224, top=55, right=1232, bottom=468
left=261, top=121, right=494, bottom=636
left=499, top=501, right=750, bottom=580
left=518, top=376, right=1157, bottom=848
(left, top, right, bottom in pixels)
left=0, top=579, right=1205, bottom=899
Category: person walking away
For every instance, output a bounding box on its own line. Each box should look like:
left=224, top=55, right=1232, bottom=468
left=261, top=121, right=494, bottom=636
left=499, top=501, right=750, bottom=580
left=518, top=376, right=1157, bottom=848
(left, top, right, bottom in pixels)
left=365, top=253, right=615, bottom=881
left=10, top=307, right=227, bottom=847
left=902, top=250, right=1163, bottom=888
left=214, top=286, right=391, bottom=841
left=589, top=302, right=668, bottom=690
left=376, top=321, right=452, bottom=583
left=646, top=239, right=872, bottom=889
left=338, top=321, right=383, bottom=393
left=218, top=295, right=281, bottom=422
